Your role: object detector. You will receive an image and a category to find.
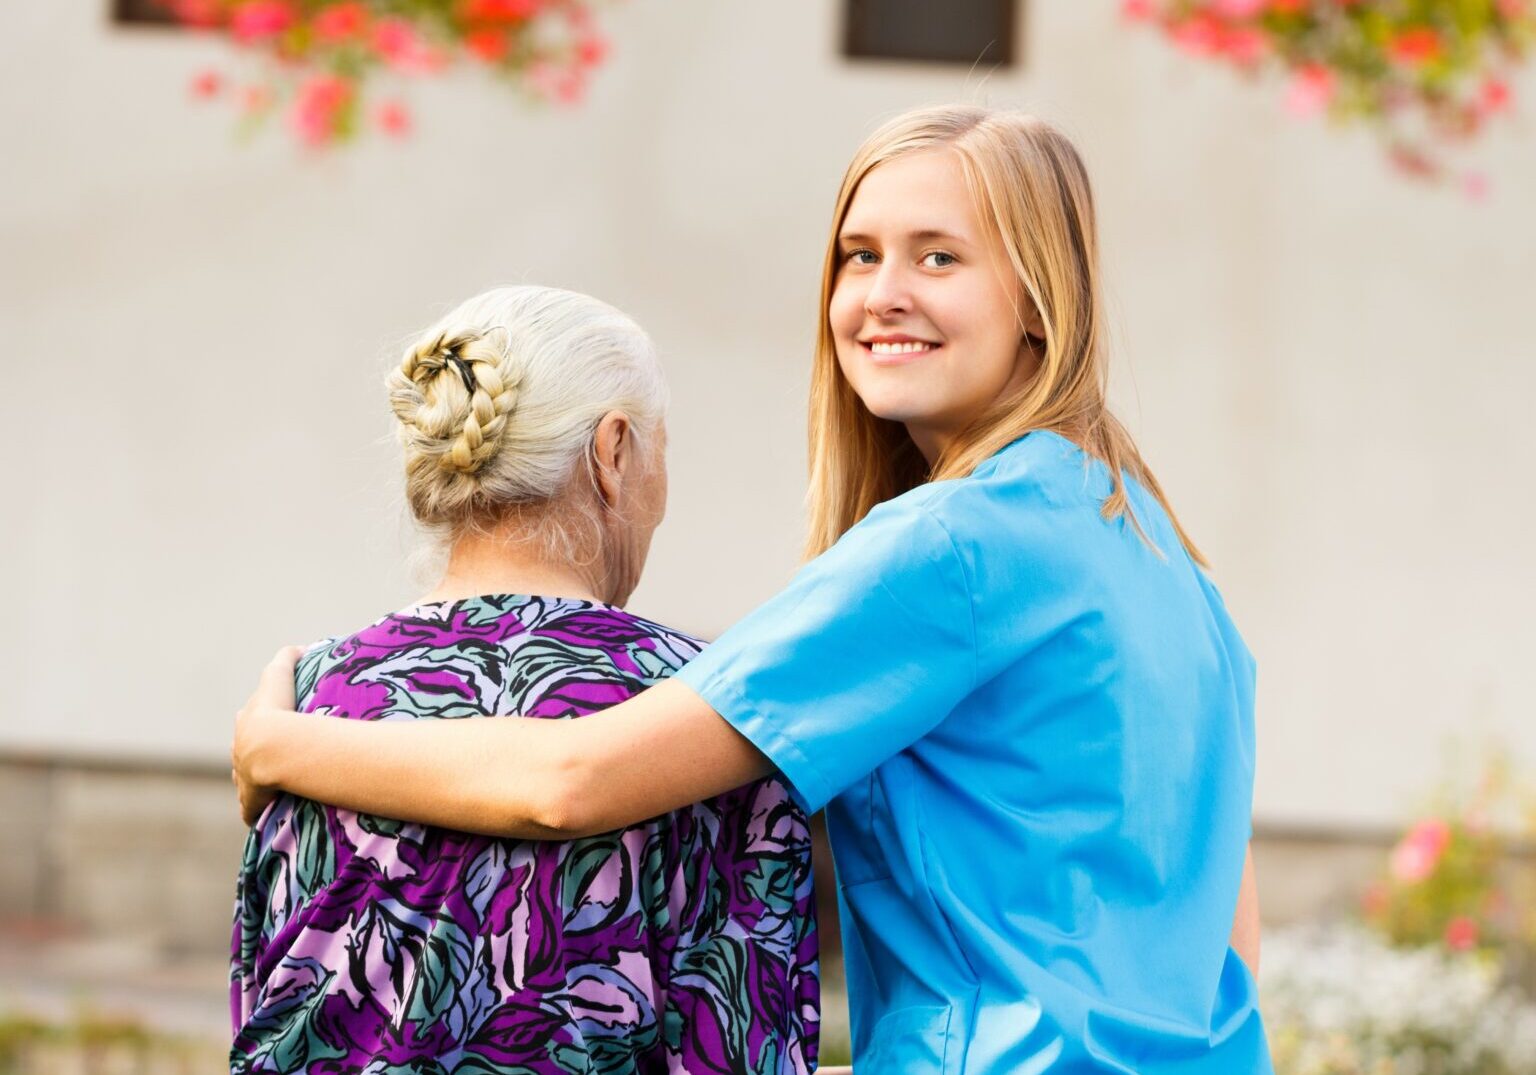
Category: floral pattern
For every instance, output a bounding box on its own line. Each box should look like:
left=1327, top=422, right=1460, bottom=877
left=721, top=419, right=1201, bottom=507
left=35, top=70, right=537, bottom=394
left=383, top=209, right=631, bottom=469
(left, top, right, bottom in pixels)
left=231, top=595, right=818, bottom=1074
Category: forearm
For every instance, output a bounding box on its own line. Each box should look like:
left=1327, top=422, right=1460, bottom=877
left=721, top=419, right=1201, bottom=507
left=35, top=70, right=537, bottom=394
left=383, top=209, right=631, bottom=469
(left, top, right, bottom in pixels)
left=1230, top=843, right=1261, bottom=976
left=240, top=678, right=772, bottom=839
left=247, top=710, right=579, bottom=838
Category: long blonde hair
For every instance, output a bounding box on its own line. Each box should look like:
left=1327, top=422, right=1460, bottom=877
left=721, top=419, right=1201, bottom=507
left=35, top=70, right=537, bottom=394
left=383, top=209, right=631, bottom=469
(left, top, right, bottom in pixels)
left=805, top=106, right=1206, bottom=567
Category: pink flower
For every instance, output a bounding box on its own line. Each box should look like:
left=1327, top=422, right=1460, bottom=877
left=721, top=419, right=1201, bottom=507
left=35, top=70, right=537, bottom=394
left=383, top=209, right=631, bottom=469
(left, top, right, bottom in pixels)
left=1268, top=0, right=1309, bottom=13
left=1221, top=27, right=1268, bottom=65
left=371, top=17, right=425, bottom=70
left=1389, top=818, right=1451, bottom=883
left=376, top=100, right=411, bottom=137
left=188, top=68, right=223, bottom=98
left=1284, top=63, right=1335, bottom=117
left=1497, top=0, right=1526, bottom=17
left=290, top=73, right=353, bottom=146
left=1213, top=0, right=1266, bottom=17
left=554, top=68, right=587, bottom=105
left=229, top=1, right=295, bottom=43
left=1463, top=171, right=1491, bottom=201
left=1444, top=915, right=1480, bottom=951
left=575, top=33, right=608, bottom=67
left=312, top=2, right=368, bottom=43
left=1479, top=77, right=1513, bottom=115
left=1170, top=14, right=1224, bottom=56
left=1120, top=0, right=1158, bottom=20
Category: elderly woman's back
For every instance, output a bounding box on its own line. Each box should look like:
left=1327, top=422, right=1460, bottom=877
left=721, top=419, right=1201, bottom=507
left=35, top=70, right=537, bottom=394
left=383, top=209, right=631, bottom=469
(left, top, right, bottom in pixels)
left=229, top=287, right=819, bottom=1074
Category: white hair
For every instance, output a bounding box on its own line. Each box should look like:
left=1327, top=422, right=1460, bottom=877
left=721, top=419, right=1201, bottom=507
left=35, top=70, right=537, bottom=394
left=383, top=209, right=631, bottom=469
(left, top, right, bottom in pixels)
left=387, top=285, right=667, bottom=561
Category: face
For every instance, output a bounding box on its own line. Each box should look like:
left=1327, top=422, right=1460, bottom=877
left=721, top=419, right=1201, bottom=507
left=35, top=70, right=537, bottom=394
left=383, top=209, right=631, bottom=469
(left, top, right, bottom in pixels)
left=829, top=148, right=1042, bottom=462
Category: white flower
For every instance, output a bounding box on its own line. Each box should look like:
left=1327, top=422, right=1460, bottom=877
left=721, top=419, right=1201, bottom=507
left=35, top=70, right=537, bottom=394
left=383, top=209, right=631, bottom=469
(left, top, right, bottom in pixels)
left=1260, top=923, right=1536, bottom=1074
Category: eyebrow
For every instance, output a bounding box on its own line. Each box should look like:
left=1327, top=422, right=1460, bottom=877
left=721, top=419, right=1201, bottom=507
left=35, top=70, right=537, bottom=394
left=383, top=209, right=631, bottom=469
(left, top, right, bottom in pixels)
left=838, top=228, right=969, bottom=245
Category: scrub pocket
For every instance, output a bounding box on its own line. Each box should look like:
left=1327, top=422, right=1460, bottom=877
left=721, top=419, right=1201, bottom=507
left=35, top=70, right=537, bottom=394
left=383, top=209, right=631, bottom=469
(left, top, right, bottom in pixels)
left=860, top=1004, right=955, bottom=1073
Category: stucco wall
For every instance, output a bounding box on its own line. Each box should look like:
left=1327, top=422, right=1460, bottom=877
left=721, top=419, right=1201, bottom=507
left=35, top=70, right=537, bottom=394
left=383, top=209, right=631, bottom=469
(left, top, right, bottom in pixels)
left=3, top=2, right=1533, bottom=829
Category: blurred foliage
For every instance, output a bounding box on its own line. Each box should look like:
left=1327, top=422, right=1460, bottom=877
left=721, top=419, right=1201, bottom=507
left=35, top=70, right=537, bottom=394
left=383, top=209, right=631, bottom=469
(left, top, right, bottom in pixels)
left=1125, top=0, right=1533, bottom=187
left=0, top=1009, right=225, bottom=1075
left=162, top=0, right=613, bottom=145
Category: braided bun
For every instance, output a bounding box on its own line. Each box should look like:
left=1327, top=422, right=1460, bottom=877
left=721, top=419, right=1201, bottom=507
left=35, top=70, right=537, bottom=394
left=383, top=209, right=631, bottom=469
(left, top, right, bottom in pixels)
left=390, top=332, right=522, bottom=476
left=386, top=286, right=667, bottom=539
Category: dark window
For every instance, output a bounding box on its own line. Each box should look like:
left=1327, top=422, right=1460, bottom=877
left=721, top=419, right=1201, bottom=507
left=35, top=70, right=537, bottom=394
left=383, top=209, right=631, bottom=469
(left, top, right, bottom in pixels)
left=112, top=0, right=179, bottom=26
left=844, top=0, right=1018, bottom=67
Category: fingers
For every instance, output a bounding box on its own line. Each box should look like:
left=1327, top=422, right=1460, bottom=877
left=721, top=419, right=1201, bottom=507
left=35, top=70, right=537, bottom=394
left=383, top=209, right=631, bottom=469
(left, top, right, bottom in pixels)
left=254, top=644, right=304, bottom=710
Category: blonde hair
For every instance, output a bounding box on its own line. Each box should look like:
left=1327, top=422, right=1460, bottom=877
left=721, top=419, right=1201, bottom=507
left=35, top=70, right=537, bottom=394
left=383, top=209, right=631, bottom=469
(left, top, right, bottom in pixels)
left=805, top=105, right=1206, bottom=567
left=388, top=286, right=667, bottom=558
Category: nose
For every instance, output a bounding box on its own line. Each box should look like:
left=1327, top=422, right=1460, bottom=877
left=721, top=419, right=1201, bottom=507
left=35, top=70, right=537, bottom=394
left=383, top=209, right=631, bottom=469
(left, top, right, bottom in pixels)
left=863, top=261, right=912, bottom=319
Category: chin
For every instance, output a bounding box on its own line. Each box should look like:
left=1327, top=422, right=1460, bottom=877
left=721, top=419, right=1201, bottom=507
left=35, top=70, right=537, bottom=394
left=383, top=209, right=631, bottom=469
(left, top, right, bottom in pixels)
left=859, top=395, right=943, bottom=427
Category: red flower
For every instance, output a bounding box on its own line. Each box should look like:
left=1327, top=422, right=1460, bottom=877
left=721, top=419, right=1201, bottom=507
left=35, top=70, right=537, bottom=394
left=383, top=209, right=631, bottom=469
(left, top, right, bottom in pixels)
left=1389, top=27, right=1443, bottom=65
left=460, top=0, right=541, bottom=21
left=376, top=100, right=412, bottom=137
left=1268, top=0, right=1308, bottom=14
left=188, top=68, right=223, bottom=98
left=312, top=2, right=368, bottom=43
left=1444, top=915, right=1480, bottom=951
left=465, top=27, right=509, bottom=61
left=229, top=1, right=295, bottom=43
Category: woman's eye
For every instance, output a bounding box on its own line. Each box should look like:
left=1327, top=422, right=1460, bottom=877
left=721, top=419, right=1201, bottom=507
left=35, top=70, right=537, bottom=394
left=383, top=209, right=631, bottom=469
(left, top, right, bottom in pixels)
left=845, top=249, right=878, bottom=266
left=922, top=251, right=957, bottom=269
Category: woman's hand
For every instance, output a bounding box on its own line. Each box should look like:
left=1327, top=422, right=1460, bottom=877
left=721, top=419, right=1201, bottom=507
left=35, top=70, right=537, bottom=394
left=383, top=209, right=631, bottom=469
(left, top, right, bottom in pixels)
left=231, top=645, right=305, bottom=826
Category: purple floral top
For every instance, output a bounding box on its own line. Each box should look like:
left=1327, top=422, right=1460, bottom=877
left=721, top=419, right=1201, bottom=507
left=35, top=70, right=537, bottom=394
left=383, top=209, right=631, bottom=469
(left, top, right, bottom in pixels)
left=230, top=595, right=819, bottom=1074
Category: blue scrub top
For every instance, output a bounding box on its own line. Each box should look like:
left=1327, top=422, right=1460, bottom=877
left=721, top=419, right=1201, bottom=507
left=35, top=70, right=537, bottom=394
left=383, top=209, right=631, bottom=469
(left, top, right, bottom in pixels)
left=676, top=431, right=1271, bottom=1073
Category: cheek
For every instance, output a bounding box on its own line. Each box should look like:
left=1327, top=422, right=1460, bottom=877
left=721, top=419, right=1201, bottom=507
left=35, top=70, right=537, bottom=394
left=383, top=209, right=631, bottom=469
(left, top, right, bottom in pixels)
left=828, top=276, right=865, bottom=338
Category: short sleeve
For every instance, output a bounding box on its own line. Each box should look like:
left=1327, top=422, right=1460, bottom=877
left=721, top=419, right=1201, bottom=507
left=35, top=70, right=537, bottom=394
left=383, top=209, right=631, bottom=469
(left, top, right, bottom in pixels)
left=675, top=494, right=975, bottom=813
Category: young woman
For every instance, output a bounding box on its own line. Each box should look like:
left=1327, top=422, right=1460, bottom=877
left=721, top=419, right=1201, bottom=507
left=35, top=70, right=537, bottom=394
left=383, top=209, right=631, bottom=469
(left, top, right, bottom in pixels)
left=235, top=106, right=1270, bottom=1072
left=230, top=287, right=819, bottom=1074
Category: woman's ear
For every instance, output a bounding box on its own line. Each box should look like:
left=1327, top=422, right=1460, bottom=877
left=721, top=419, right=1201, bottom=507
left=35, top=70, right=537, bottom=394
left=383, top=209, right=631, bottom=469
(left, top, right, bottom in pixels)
left=591, top=410, right=633, bottom=510
left=1022, top=300, right=1047, bottom=343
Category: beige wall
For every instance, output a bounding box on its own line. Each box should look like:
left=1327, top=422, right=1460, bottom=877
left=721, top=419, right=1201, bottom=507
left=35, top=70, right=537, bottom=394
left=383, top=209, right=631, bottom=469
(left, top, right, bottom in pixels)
left=3, top=3, right=1533, bottom=830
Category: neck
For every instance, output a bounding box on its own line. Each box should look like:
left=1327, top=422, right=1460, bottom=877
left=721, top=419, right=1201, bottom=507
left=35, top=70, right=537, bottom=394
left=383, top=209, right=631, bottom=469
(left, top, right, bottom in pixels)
left=904, top=424, right=949, bottom=468
left=419, top=525, right=616, bottom=607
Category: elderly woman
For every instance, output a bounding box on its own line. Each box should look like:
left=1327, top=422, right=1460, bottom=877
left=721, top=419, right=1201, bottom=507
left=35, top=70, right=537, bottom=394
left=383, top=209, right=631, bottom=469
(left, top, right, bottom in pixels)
left=229, top=286, right=819, bottom=1074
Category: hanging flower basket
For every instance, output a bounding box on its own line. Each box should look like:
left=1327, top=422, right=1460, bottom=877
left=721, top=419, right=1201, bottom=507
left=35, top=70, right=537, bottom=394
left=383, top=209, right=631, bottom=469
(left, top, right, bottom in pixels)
left=1123, top=0, right=1534, bottom=189
left=166, top=0, right=613, bottom=146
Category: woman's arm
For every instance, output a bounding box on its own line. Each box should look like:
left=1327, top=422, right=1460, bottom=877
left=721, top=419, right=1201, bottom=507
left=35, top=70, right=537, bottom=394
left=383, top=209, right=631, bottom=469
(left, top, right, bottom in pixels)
left=1229, top=842, right=1260, bottom=977
left=232, top=646, right=773, bottom=837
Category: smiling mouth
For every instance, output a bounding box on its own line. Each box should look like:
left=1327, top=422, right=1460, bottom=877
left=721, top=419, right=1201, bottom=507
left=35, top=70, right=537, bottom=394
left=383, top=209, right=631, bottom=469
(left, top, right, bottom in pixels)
left=862, top=340, right=941, bottom=359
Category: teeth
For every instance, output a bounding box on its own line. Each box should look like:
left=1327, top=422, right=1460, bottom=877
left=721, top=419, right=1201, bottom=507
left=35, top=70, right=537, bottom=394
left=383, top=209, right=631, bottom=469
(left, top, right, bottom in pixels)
left=869, top=341, right=935, bottom=355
